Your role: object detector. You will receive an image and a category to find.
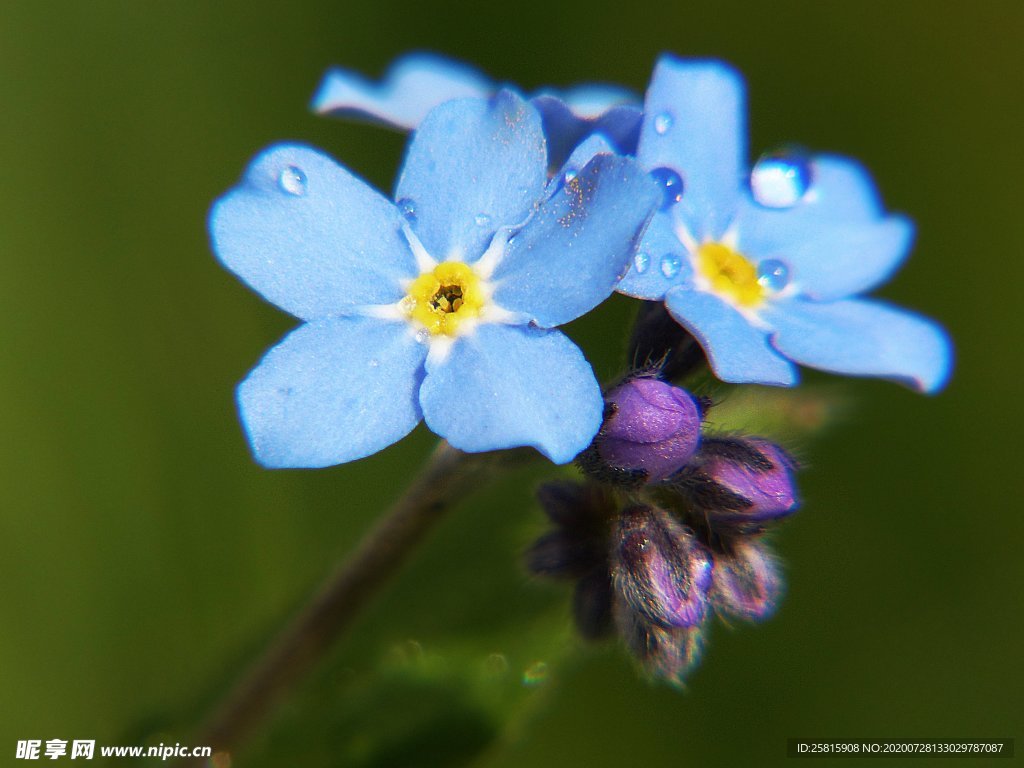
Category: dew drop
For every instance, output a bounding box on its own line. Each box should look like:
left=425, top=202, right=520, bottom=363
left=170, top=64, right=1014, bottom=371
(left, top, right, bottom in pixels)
left=660, top=253, right=682, bottom=279
left=562, top=168, right=578, bottom=184
left=649, top=167, right=685, bottom=210
left=750, top=148, right=812, bottom=208
left=278, top=165, right=307, bottom=196
left=633, top=251, right=650, bottom=274
left=653, top=112, right=673, bottom=135
left=474, top=213, right=491, bottom=227
left=397, top=197, right=418, bottom=223
left=369, top=358, right=380, bottom=368
left=757, top=259, right=790, bottom=291
left=414, top=328, right=430, bottom=344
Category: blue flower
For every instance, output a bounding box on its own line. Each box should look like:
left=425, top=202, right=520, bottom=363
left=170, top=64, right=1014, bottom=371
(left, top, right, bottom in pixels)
left=617, top=56, right=952, bottom=393
left=312, top=52, right=643, bottom=170
left=210, top=92, right=658, bottom=468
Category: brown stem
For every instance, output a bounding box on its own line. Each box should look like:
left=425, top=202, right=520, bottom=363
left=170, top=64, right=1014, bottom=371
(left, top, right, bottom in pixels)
left=188, top=441, right=511, bottom=765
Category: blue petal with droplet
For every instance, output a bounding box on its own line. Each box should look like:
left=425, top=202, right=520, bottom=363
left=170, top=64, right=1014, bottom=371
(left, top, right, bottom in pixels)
left=420, top=325, right=603, bottom=463
left=312, top=53, right=492, bottom=130
left=616, top=214, right=692, bottom=300
left=237, top=317, right=427, bottom=468
left=735, top=154, right=886, bottom=256
left=637, top=57, right=745, bottom=240
left=210, top=144, right=417, bottom=321
left=395, top=91, right=547, bottom=262
left=664, top=287, right=797, bottom=386
left=750, top=148, right=812, bottom=208
left=491, top=154, right=658, bottom=328
left=765, top=297, right=952, bottom=393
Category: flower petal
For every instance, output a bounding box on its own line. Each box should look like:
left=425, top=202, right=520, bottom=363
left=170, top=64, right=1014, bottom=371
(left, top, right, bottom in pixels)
left=734, top=155, right=912, bottom=300
left=490, top=154, right=658, bottom=327
left=782, top=215, right=914, bottom=301
left=311, top=53, right=492, bottom=130
left=549, top=84, right=638, bottom=120
left=237, top=317, right=427, bottom=468
left=419, top=325, right=603, bottom=463
left=766, top=297, right=952, bottom=393
left=615, top=213, right=693, bottom=300
left=531, top=94, right=643, bottom=168
left=664, top=287, right=797, bottom=386
left=395, top=91, right=547, bottom=262
left=637, top=57, right=745, bottom=240
left=210, top=144, right=416, bottom=321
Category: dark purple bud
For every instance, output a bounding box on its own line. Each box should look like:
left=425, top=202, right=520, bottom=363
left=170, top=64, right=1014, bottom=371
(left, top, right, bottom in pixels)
left=535, top=480, right=611, bottom=529
left=711, top=539, right=783, bottom=621
left=573, top=568, right=614, bottom=640
left=524, top=530, right=604, bottom=579
left=680, top=438, right=799, bottom=528
left=591, top=378, right=702, bottom=484
left=612, top=505, right=713, bottom=629
left=615, top=599, right=704, bottom=686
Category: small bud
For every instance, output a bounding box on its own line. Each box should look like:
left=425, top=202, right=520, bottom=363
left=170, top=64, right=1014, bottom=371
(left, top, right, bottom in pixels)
left=612, top=505, right=713, bottom=629
left=582, top=378, right=702, bottom=484
left=615, top=599, right=704, bottom=686
left=627, top=300, right=707, bottom=381
left=678, top=437, right=799, bottom=528
left=527, top=481, right=611, bottom=580
left=711, top=539, right=783, bottom=621
left=524, top=530, right=604, bottom=579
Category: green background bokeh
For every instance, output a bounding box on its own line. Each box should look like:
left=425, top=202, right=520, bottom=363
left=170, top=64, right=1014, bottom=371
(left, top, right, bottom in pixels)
left=0, top=1, right=1021, bottom=766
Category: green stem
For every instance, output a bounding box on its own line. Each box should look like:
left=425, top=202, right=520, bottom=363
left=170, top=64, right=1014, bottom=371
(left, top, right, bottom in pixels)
left=188, top=441, right=514, bottom=764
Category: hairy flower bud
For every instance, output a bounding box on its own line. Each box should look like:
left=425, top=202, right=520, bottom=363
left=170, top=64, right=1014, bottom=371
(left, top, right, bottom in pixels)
left=581, top=378, right=702, bottom=485
left=711, top=539, right=782, bottom=621
left=614, top=599, right=704, bottom=686
left=677, top=437, right=799, bottom=529
left=612, top=505, right=713, bottom=628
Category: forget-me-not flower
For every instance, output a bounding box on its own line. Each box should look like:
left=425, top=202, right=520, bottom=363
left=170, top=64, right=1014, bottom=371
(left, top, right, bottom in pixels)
left=617, top=56, right=952, bottom=392
left=312, top=52, right=643, bottom=170
left=210, top=92, right=657, bottom=468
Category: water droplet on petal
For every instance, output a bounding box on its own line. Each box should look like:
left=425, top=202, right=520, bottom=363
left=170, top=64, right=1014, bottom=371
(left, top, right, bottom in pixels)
left=562, top=167, right=578, bottom=184
left=661, top=253, right=682, bottom=279
left=750, top=149, right=812, bottom=208
left=397, top=197, right=418, bottom=223
left=757, top=259, right=790, bottom=291
left=369, top=358, right=380, bottom=368
left=633, top=251, right=650, bottom=274
left=474, top=213, right=491, bottom=227
left=653, top=112, right=673, bottom=135
left=649, top=167, right=685, bottom=210
left=278, top=165, right=307, bottom=196
left=414, top=328, right=430, bottom=344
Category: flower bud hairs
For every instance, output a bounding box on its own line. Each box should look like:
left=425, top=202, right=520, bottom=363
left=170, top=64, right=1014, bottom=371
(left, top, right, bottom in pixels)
left=207, top=52, right=952, bottom=740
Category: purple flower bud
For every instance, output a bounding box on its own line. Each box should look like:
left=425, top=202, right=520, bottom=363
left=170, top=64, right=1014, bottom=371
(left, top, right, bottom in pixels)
left=589, top=378, right=702, bottom=484
left=711, top=539, right=783, bottom=621
left=614, top=599, right=704, bottom=685
left=612, top=505, right=713, bottom=628
left=680, top=437, right=799, bottom=528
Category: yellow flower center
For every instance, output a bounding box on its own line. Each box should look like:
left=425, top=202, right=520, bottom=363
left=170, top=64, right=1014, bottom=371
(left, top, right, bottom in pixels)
left=697, top=242, right=765, bottom=308
left=405, top=261, right=486, bottom=336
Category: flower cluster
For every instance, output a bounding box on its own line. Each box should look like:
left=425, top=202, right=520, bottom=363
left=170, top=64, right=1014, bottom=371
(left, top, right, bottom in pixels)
left=528, top=370, right=796, bottom=684
left=210, top=52, right=952, bottom=682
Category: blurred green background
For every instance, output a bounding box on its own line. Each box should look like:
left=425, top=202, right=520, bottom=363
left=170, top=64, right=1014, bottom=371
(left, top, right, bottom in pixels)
left=1, top=1, right=1021, bottom=766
